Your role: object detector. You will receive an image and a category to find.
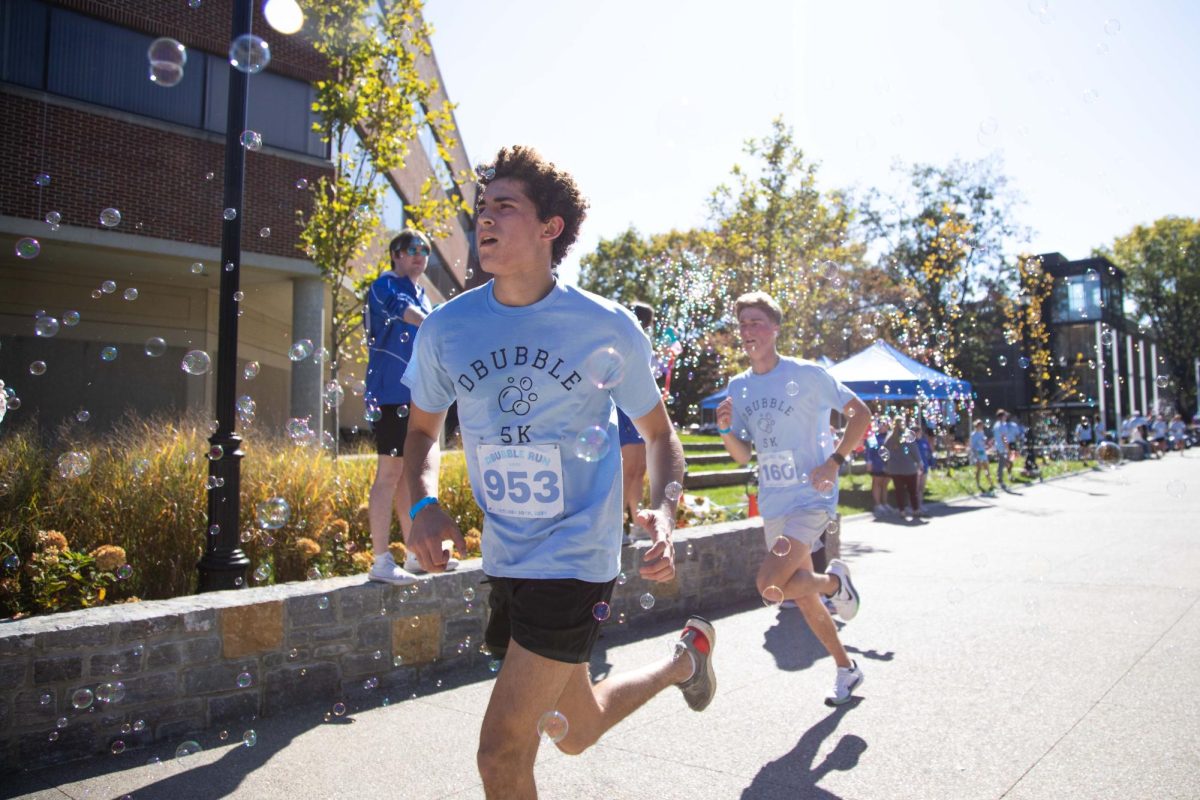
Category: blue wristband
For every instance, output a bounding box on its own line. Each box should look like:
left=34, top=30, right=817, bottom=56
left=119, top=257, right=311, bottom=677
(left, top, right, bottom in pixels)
left=717, top=427, right=732, bottom=435
left=409, top=496, right=439, bottom=521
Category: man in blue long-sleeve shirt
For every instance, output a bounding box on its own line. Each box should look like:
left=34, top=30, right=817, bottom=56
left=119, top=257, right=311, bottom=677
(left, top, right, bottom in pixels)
left=364, top=229, right=456, bottom=582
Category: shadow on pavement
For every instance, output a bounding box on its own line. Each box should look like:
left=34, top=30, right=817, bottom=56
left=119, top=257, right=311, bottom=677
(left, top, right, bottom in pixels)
left=740, top=699, right=867, bottom=799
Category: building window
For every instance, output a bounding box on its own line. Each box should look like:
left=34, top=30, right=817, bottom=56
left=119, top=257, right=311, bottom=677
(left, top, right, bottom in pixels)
left=2, top=0, right=322, bottom=157
left=1053, top=275, right=1101, bottom=323
left=414, top=102, right=455, bottom=192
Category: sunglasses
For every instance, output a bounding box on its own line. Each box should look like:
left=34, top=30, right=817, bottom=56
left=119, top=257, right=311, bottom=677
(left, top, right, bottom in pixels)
left=393, top=244, right=430, bottom=256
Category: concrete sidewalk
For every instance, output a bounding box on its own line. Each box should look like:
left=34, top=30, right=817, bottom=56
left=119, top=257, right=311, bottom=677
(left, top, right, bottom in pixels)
left=6, top=454, right=1199, bottom=799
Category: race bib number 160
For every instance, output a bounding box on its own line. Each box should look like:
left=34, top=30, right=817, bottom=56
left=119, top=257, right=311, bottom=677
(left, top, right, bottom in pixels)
left=475, top=444, right=565, bottom=519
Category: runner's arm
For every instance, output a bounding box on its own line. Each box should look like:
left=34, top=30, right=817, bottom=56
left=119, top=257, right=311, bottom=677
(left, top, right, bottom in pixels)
left=632, top=402, right=686, bottom=582
left=715, top=397, right=753, bottom=465
left=402, top=403, right=464, bottom=570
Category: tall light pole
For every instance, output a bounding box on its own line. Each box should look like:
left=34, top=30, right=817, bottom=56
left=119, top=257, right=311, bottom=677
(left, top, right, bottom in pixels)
left=197, top=0, right=253, bottom=592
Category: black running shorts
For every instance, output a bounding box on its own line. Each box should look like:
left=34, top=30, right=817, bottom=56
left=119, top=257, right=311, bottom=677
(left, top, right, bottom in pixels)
left=372, top=405, right=410, bottom=457
left=484, top=576, right=616, bottom=664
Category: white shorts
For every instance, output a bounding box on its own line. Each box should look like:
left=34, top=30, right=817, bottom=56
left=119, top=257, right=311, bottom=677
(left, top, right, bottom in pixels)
left=763, top=508, right=834, bottom=554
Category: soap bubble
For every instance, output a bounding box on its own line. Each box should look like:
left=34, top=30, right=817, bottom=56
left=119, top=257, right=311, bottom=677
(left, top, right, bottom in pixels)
left=34, top=316, right=60, bottom=337
left=243, top=361, right=260, bottom=380
left=190, top=261, right=205, bottom=275
left=573, top=425, right=610, bottom=462
left=332, top=702, right=346, bottom=716
left=223, top=208, right=238, bottom=221
left=110, top=740, right=126, bottom=754
left=1103, top=18, right=1121, bottom=35
left=29, top=361, right=47, bottom=376
left=181, top=350, right=211, bottom=375
left=1096, top=441, right=1122, bottom=470
left=761, top=585, right=785, bottom=607
left=229, top=34, right=271, bottom=73
left=323, top=381, right=344, bottom=408
left=583, top=346, right=626, bottom=389
left=770, top=536, right=792, bottom=557
left=537, top=710, right=569, bottom=744
left=1018, top=356, right=1030, bottom=369
left=1156, top=375, right=1169, bottom=389
left=288, top=339, right=314, bottom=361
left=101, top=280, right=117, bottom=294
left=256, top=497, right=291, bottom=529
left=253, top=564, right=271, bottom=582
left=396, top=404, right=409, bottom=418
left=242, top=729, right=257, bottom=747
left=174, top=741, right=202, bottom=759
left=116, top=564, right=133, bottom=580
left=785, top=380, right=800, bottom=396
left=236, top=671, right=253, bottom=688
left=639, top=592, right=656, bottom=610
left=813, top=477, right=836, bottom=499
left=317, top=596, right=330, bottom=609
left=99, top=208, right=122, bottom=227
left=147, top=37, right=187, bottom=87
left=70, top=688, right=94, bottom=709
left=75, top=409, right=90, bottom=422
left=1165, top=480, right=1185, bottom=499
left=592, top=601, right=611, bottom=622
left=259, top=227, right=271, bottom=238
left=100, top=346, right=118, bottom=362
left=144, top=337, right=167, bottom=357
left=34, top=172, right=51, bottom=187
left=240, top=130, right=262, bottom=151
left=616, top=571, right=628, bottom=586
left=133, top=719, right=146, bottom=731
left=15, top=237, right=40, bottom=259
left=664, top=481, right=683, bottom=502
left=62, top=310, right=80, bottom=326
left=57, top=451, right=92, bottom=478
left=294, top=178, right=308, bottom=190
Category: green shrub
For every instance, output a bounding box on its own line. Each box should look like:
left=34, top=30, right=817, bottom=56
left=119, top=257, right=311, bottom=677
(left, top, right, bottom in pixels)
left=0, top=415, right=486, bottom=619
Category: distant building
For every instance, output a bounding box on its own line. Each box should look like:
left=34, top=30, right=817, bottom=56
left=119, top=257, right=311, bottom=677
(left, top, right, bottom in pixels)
left=0, top=0, right=475, bottom=439
left=973, top=252, right=1166, bottom=436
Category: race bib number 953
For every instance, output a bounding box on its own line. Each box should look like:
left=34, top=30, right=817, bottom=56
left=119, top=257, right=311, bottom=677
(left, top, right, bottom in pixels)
left=475, top=444, right=565, bottom=519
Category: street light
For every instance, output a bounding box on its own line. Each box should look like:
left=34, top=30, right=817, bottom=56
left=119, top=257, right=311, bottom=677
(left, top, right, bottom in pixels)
left=196, top=0, right=253, bottom=591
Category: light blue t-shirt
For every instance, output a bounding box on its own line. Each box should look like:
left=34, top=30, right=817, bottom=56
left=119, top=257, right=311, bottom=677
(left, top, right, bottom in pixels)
left=727, top=357, right=858, bottom=519
left=992, top=420, right=1019, bottom=452
left=402, top=281, right=660, bottom=583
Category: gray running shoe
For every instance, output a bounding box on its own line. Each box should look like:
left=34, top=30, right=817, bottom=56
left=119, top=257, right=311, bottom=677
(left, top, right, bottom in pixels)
left=675, top=616, right=717, bottom=711
left=826, top=559, right=860, bottom=621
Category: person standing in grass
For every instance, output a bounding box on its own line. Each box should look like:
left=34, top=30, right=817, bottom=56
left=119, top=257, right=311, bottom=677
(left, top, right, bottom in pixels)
left=883, top=414, right=924, bottom=523
left=969, top=419, right=995, bottom=495
left=715, top=290, right=871, bottom=706
left=363, top=229, right=457, bottom=584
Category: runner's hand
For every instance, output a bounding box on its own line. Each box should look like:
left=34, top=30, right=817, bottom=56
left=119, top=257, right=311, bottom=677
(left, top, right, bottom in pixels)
left=408, top=504, right=466, bottom=572
left=635, top=508, right=675, bottom=582
left=716, top=398, right=733, bottom=431
left=811, top=460, right=839, bottom=494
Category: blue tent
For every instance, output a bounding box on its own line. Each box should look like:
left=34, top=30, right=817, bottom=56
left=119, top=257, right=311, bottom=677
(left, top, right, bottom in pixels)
left=827, top=340, right=972, bottom=402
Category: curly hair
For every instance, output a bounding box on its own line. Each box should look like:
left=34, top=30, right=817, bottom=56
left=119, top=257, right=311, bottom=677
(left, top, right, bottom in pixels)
left=476, top=146, right=589, bottom=268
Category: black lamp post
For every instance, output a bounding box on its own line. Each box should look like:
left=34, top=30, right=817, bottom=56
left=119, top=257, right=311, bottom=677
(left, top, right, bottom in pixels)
left=197, top=0, right=254, bottom=591
left=1017, top=294, right=1041, bottom=480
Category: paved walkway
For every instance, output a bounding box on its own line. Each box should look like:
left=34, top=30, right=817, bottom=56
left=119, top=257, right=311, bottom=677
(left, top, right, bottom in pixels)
left=6, top=454, right=1199, bottom=799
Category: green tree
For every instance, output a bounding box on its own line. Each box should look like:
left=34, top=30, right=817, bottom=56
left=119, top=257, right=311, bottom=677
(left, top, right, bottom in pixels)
left=1099, top=216, right=1200, bottom=417
left=707, top=117, right=865, bottom=364
left=298, top=0, right=468, bottom=452
left=860, top=156, right=1028, bottom=377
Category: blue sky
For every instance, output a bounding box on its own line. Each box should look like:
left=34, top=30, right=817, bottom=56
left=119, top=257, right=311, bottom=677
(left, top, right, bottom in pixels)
left=425, top=0, right=1199, bottom=285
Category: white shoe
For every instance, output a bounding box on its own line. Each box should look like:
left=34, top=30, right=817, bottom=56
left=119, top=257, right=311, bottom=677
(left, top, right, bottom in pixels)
left=825, top=660, right=864, bottom=706
left=403, top=549, right=459, bottom=575
left=826, top=559, right=860, bottom=621
left=368, top=551, right=417, bottom=585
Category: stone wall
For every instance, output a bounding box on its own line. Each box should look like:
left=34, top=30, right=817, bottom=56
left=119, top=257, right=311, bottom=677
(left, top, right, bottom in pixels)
left=0, top=519, right=764, bottom=773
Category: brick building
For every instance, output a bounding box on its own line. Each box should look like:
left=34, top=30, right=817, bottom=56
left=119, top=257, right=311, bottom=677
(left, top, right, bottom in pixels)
left=0, top=0, right=476, bottom=439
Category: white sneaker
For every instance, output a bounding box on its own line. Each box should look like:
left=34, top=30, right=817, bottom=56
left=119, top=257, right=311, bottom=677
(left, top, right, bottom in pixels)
left=826, top=559, right=860, bottom=621
left=403, top=549, right=459, bottom=575
left=367, top=551, right=417, bottom=585
left=825, top=660, right=864, bottom=706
